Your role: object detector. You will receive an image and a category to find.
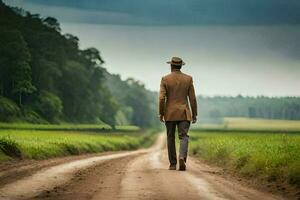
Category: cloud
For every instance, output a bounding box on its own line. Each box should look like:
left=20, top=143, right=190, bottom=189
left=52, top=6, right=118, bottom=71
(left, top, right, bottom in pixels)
left=6, top=0, right=300, bottom=25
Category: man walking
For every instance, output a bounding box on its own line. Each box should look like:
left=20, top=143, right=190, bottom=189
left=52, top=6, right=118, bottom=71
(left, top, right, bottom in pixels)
left=159, top=57, right=197, bottom=171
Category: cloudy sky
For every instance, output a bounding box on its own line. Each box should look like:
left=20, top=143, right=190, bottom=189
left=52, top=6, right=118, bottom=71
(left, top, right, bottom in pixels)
left=4, top=0, right=300, bottom=96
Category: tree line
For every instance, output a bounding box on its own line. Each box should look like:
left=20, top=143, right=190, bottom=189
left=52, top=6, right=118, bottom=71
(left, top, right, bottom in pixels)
left=0, top=2, right=159, bottom=128
left=198, top=95, right=300, bottom=123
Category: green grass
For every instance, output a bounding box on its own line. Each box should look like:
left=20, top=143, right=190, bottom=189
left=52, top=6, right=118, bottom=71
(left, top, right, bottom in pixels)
left=0, top=122, right=140, bottom=132
left=189, top=131, right=300, bottom=187
left=0, top=129, right=156, bottom=161
left=193, top=117, right=300, bottom=132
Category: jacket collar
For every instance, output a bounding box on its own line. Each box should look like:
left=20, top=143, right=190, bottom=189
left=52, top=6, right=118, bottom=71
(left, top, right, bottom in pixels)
left=171, top=69, right=181, bottom=73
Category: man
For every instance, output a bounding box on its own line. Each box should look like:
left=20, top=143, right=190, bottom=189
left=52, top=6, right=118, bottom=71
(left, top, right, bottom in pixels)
left=159, top=56, right=197, bottom=171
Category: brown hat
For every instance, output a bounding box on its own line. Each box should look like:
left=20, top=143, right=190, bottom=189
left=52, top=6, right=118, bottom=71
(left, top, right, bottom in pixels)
left=166, top=57, right=185, bottom=66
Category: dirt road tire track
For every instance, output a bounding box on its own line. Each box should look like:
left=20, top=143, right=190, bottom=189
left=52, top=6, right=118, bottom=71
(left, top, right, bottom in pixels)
left=0, top=151, right=128, bottom=188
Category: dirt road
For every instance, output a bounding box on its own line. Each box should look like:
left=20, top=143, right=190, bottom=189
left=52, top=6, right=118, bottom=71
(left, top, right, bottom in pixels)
left=0, top=133, right=289, bottom=200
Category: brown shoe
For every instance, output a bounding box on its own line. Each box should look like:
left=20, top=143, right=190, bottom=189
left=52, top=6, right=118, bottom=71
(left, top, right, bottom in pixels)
left=169, top=165, right=176, bottom=170
left=179, top=158, right=186, bottom=171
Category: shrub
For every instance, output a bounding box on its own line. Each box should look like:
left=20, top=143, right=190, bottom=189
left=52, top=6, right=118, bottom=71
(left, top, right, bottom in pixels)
left=22, top=107, right=48, bottom=124
left=33, top=91, right=63, bottom=123
left=0, top=136, right=22, bottom=158
left=0, top=96, right=20, bottom=121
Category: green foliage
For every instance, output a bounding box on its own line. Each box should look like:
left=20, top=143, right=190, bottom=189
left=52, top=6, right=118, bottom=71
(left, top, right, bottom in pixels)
left=124, top=79, right=153, bottom=128
left=105, top=73, right=159, bottom=128
left=100, top=90, right=118, bottom=128
left=21, top=107, right=48, bottom=124
left=43, top=17, right=61, bottom=32
left=0, top=96, right=20, bottom=121
left=0, top=29, right=36, bottom=105
left=115, top=108, right=132, bottom=125
left=0, top=122, right=139, bottom=132
left=0, top=136, right=22, bottom=158
left=189, top=131, right=300, bottom=187
left=33, top=91, right=63, bottom=123
left=0, top=3, right=158, bottom=128
left=288, top=162, right=300, bottom=186
left=12, top=61, right=36, bottom=103
left=0, top=129, right=155, bottom=160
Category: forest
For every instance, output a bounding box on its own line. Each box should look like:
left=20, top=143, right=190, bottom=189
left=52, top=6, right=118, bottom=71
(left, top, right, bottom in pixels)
left=0, top=2, right=158, bottom=128
left=198, top=95, right=300, bottom=123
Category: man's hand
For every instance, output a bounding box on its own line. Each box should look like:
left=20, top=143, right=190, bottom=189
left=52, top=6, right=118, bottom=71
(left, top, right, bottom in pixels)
left=159, top=115, right=165, bottom=123
left=192, top=116, right=197, bottom=124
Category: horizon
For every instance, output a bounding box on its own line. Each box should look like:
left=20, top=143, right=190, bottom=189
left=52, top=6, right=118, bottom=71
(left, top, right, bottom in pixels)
left=4, top=0, right=300, bottom=97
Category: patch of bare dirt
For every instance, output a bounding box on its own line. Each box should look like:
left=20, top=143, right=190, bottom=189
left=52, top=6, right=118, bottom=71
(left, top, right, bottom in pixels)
left=0, top=151, right=127, bottom=187
left=31, top=154, right=140, bottom=200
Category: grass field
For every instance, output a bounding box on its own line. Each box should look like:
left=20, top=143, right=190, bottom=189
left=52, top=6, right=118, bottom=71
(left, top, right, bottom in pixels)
left=189, top=118, right=300, bottom=187
left=193, top=117, right=300, bottom=132
left=0, top=129, right=156, bottom=161
left=0, top=122, right=139, bottom=132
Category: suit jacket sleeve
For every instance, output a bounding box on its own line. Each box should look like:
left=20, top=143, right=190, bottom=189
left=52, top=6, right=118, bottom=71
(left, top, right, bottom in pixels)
left=159, top=77, right=167, bottom=116
left=188, top=77, right=198, bottom=117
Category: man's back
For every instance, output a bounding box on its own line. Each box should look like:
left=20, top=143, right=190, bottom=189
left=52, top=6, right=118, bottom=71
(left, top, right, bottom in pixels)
left=159, top=69, right=197, bottom=122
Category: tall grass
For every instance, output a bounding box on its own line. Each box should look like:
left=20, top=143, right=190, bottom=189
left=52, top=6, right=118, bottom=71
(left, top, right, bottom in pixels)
left=0, top=130, right=155, bottom=161
left=189, top=131, right=300, bottom=187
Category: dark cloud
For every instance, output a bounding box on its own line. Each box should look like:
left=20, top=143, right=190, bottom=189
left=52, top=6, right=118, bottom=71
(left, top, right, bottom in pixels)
left=9, top=0, right=300, bottom=25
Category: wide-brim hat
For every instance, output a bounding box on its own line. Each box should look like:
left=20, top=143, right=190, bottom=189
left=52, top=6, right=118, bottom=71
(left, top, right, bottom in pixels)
left=166, top=57, right=185, bottom=66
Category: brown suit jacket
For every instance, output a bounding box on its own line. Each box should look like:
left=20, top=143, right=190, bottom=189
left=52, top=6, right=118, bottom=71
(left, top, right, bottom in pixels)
left=159, top=69, right=197, bottom=121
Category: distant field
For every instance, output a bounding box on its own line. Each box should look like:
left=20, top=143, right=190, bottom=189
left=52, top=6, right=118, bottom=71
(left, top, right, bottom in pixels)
left=0, top=129, right=155, bottom=161
left=194, top=117, right=300, bottom=132
left=189, top=131, right=300, bottom=187
left=0, top=123, right=140, bottom=132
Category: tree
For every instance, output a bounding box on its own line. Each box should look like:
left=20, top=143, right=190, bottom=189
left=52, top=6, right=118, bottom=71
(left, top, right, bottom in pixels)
left=124, top=78, right=153, bottom=128
left=0, top=96, right=20, bottom=121
left=12, top=60, right=36, bottom=105
left=81, top=48, right=104, bottom=65
left=100, top=89, right=119, bottom=129
left=248, top=107, right=256, bottom=118
left=59, top=61, right=90, bottom=121
left=0, top=30, right=36, bottom=105
left=33, top=91, right=63, bottom=123
left=43, top=17, right=61, bottom=32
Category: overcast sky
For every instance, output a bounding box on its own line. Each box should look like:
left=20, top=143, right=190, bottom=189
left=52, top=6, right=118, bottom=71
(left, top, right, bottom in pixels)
left=4, top=0, right=300, bottom=96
